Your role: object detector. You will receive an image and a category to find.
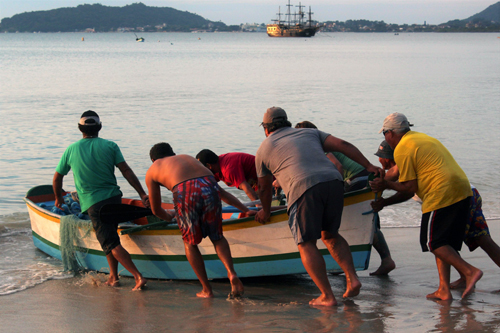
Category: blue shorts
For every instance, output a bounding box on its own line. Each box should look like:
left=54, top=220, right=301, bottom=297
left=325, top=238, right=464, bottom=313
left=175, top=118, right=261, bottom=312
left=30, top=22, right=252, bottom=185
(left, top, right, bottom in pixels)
left=288, top=180, right=344, bottom=245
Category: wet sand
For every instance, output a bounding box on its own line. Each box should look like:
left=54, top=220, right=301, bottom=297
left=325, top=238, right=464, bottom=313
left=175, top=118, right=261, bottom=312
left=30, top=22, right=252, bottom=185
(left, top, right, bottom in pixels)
left=1, top=223, right=500, bottom=332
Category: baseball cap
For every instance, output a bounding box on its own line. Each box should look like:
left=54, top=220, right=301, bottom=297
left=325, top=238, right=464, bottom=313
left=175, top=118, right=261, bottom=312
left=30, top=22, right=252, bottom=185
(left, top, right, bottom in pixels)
left=262, top=107, right=287, bottom=125
left=379, top=112, right=413, bottom=133
left=374, top=140, right=394, bottom=159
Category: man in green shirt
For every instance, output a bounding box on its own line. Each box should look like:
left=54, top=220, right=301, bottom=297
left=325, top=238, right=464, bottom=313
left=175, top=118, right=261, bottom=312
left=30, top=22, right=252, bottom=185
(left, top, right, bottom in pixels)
left=53, top=110, right=149, bottom=291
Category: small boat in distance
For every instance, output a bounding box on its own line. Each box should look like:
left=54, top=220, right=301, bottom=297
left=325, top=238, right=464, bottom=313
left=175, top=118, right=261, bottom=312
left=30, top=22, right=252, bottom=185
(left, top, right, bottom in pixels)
left=134, top=33, right=145, bottom=42
left=267, top=1, right=320, bottom=37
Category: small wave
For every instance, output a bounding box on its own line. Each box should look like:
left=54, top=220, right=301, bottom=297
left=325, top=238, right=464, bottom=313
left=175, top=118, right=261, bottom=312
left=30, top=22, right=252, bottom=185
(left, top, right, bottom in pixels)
left=0, top=227, right=31, bottom=238
left=0, top=266, right=74, bottom=296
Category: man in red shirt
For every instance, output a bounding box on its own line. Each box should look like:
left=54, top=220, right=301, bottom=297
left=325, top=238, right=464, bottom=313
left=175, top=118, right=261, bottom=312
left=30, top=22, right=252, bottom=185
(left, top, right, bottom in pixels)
left=196, top=149, right=259, bottom=202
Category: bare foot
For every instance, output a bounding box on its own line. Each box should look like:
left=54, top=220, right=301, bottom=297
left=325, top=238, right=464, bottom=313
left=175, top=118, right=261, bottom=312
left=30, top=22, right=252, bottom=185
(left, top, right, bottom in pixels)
left=343, top=279, right=362, bottom=298
left=196, top=289, right=214, bottom=298
left=229, top=275, right=244, bottom=298
left=309, top=295, right=338, bottom=307
left=132, top=277, right=147, bottom=291
left=462, top=269, right=483, bottom=298
left=426, top=289, right=452, bottom=301
left=370, top=258, right=396, bottom=276
left=104, top=279, right=120, bottom=287
left=449, top=277, right=466, bottom=290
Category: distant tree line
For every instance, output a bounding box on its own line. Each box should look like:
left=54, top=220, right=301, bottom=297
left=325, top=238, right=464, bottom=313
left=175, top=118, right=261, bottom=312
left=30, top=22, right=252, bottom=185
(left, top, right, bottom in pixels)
left=0, top=3, right=230, bottom=33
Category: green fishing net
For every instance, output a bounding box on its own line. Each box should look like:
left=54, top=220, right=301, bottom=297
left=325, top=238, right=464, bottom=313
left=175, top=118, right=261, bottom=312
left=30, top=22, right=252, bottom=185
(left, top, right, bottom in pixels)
left=59, top=214, right=93, bottom=272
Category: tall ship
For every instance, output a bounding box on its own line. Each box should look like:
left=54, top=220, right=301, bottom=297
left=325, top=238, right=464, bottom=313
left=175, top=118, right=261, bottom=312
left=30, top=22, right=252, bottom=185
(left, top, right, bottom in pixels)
left=266, top=1, right=319, bottom=37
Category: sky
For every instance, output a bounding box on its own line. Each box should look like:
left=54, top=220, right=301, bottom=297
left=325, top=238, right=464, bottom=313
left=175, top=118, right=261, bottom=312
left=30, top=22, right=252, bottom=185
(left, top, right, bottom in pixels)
left=0, top=0, right=495, bottom=25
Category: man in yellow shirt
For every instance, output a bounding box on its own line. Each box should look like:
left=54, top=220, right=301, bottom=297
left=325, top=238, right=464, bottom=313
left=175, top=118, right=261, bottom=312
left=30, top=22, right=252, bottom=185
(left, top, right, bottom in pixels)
left=370, top=113, right=482, bottom=301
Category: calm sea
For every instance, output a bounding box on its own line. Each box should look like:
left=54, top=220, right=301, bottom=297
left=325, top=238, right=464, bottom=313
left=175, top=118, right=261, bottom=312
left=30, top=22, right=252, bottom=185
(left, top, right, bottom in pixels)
left=1, top=32, right=499, bottom=298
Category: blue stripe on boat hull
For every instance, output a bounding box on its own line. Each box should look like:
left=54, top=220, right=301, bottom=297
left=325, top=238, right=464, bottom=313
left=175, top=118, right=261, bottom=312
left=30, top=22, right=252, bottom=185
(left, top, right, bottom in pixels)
left=33, top=233, right=371, bottom=279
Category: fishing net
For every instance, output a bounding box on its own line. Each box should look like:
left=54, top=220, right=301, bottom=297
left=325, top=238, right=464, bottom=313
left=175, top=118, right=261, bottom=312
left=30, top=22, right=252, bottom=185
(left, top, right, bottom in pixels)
left=59, top=214, right=93, bottom=272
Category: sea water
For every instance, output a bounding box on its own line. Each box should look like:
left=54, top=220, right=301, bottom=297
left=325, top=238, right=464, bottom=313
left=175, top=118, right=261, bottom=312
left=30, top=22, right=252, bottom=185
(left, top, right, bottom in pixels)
left=0, top=32, right=499, bottom=296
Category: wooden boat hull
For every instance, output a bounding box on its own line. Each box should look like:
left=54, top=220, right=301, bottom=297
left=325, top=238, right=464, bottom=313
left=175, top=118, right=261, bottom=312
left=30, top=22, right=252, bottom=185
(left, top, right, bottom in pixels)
left=25, top=185, right=375, bottom=280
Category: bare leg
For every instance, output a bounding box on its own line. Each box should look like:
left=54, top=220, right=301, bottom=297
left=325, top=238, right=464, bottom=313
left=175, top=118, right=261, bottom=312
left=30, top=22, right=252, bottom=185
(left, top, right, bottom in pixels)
left=322, top=231, right=362, bottom=298
left=432, top=245, right=483, bottom=298
left=452, top=234, right=500, bottom=289
left=476, top=234, right=500, bottom=267
left=297, top=240, right=338, bottom=306
left=427, top=256, right=452, bottom=300
left=184, top=242, right=213, bottom=298
left=212, top=236, right=244, bottom=297
left=104, top=253, right=120, bottom=286
left=370, top=228, right=396, bottom=276
left=110, top=245, right=147, bottom=291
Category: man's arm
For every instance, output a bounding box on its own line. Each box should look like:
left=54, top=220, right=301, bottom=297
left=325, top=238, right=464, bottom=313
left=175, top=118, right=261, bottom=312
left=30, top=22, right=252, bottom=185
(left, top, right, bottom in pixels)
left=52, top=172, right=65, bottom=208
left=117, top=161, right=150, bottom=208
left=370, top=177, right=418, bottom=194
left=385, top=165, right=399, bottom=182
left=218, top=187, right=255, bottom=217
left=326, top=152, right=343, bottom=175
left=145, top=172, right=175, bottom=222
left=238, top=181, right=259, bottom=202
left=371, top=191, right=415, bottom=212
left=322, top=135, right=383, bottom=176
left=255, top=174, right=273, bottom=224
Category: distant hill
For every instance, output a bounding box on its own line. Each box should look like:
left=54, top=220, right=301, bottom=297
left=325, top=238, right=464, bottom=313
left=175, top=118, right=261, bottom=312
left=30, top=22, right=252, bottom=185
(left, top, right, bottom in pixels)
left=466, top=1, right=500, bottom=22
left=440, top=1, right=500, bottom=30
left=0, top=3, right=230, bottom=32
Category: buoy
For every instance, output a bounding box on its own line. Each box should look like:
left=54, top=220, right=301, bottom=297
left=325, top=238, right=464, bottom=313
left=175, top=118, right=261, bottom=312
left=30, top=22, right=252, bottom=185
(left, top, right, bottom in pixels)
left=82, top=37, right=84, bottom=41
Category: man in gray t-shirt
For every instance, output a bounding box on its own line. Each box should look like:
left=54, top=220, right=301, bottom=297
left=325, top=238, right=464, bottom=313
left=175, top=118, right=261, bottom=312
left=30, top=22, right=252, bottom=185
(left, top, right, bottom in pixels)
left=255, top=107, right=382, bottom=307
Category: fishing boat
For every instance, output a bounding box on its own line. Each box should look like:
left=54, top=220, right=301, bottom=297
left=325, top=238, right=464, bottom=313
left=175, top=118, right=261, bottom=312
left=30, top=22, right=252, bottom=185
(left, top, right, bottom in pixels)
left=24, top=184, right=375, bottom=280
left=267, top=1, right=320, bottom=37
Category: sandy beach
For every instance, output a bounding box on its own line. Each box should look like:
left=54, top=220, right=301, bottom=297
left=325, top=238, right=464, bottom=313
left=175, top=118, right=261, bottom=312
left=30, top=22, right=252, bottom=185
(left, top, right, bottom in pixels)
left=1, top=223, right=499, bottom=332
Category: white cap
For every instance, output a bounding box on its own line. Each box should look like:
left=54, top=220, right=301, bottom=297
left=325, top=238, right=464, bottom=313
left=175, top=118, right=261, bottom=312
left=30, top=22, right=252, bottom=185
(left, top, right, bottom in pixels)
left=379, top=112, right=413, bottom=133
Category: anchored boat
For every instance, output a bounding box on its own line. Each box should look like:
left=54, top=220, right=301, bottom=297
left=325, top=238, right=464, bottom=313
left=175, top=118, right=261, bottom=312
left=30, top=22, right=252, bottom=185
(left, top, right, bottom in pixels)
left=267, top=1, right=320, bottom=37
left=24, top=184, right=375, bottom=280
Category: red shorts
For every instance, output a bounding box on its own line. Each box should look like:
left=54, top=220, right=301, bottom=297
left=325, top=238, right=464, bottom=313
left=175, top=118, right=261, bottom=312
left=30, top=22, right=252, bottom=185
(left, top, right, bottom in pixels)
left=172, top=176, right=223, bottom=245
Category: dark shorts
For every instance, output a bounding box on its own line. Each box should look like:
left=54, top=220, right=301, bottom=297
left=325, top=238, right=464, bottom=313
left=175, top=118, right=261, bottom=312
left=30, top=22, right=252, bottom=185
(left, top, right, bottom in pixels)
left=288, top=180, right=344, bottom=245
left=420, top=197, right=471, bottom=252
left=464, top=188, right=490, bottom=251
left=88, top=195, right=122, bottom=255
left=172, top=176, right=223, bottom=245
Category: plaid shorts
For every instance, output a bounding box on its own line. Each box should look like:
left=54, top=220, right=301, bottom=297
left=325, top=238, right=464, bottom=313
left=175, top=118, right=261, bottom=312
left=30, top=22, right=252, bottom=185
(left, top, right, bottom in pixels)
left=172, top=176, right=223, bottom=245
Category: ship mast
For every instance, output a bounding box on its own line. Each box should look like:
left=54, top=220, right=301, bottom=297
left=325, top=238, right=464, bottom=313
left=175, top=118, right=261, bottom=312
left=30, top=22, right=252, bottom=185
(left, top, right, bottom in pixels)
left=286, top=0, right=292, bottom=27
left=296, top=2, right=305, bottom=26
left=307, top=6, right=314, bottom=28
left=272, top=6, right=283, bottom=25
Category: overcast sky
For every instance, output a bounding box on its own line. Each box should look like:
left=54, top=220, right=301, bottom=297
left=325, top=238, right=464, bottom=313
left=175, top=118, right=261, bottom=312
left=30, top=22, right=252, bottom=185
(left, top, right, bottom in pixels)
left=0, top=0, right=495, bottom=25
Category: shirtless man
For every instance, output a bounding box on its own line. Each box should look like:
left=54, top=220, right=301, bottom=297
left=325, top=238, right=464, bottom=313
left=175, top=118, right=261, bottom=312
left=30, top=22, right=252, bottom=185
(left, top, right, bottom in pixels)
left=145, top=142, right=254, bottom=298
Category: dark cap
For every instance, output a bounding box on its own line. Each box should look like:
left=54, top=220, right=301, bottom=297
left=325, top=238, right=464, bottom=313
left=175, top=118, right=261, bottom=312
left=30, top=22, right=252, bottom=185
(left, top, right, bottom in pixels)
left=374, top=140, right=394, bottom=159
left=262, top=107, right=287, bottom=125
left=79, top=110, right=101, bottom=126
